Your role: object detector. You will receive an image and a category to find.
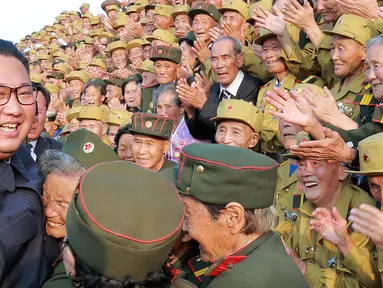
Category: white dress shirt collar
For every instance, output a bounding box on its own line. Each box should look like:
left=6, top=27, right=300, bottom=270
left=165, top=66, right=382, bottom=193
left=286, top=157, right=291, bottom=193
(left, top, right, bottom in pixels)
left=219, top=70, right=244, bottom=97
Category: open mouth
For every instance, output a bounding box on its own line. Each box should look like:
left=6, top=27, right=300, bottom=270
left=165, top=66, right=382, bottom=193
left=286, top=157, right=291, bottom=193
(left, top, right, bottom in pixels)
left=304, top=181, right=318, bottom=188
left=47, top=221, right=64, bottom=227
left=217, top=72, right=227, bottom=77
left=267, top=60, right=276, bottom=65
left=0, top=123, right=19, bottom=133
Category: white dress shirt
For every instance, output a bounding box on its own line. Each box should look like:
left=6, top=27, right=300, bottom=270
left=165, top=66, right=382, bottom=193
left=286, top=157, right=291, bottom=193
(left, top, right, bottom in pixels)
left=219, top=70, right=244, bottom=98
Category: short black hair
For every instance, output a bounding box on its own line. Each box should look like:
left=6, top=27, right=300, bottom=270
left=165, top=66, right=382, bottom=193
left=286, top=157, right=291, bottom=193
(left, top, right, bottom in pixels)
left=0, top=39, right=30, bottom=75
left=33, top=82, right=51, bottom=109
left=115, top=124, right=132, bottom=151
left=84, top=78, right=107, bottom=98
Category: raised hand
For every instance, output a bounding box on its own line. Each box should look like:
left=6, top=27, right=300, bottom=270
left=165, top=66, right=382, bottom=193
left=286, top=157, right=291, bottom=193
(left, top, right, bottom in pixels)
left=177, top=78, right=207, bottom=109
left=192, top=38, right=210, bottom=64
left=209, top=26, right=224, bottom=43
left=252, top=6, right=286, bottom=37
left=282, top=0, right=316, bottom=31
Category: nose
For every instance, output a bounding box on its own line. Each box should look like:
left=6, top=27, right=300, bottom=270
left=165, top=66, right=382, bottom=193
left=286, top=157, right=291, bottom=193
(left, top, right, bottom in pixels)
left=331, top=49, right=339, bottom=61
left=221, top=132, right=231, bottom=144
left=45, top=202, right=59, bottom=218
left=137, top=144, right=148, bottom=155
left=3, top=92, right=24, bottom=117
left=317, top=0, right=324, bottom=11
left=366, top=67, right=376, bottom=83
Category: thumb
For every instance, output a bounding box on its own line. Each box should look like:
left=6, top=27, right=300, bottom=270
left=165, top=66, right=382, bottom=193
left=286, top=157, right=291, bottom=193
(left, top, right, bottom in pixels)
left=323, top=127, right=339, bottom=139
left=323, top=86, right=335, bottom=100
left=273, top=5, right=283, bottom=18
left=303, top=0, right=311, bottom=9
left=331, top=206, right=344, bottom=222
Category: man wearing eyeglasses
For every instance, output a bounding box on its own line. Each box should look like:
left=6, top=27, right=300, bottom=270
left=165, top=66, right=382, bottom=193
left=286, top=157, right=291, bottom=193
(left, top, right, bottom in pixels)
left=0, top=40, right=46, bottom=287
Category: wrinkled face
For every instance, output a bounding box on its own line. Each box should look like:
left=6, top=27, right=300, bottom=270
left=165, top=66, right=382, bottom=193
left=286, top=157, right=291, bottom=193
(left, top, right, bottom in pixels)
left=278, top=119, right=303, bottom=150
left=128, top=47, right=144, bottom=63
left=107, top=10, right=118, bottom=19
left=331, top=35, right=366, bottom=79
left=96, top=37, right=108, bottom=53
left=40, top=59, right=50, bottom=70
left=180, top=41, right=197, bottom=70
left=128, top=12, right=140, bottom=23
left=142, top=72, right=158, bottom=87
left=215, top=120, right=258, bottom=149
left=368, top=175, right=383, bottom=203
left=221, top=11, right=244, bottom=31
left=146, top=9, right=157, bottom=28
left=151, top=39, right=171, bottom=47
left=366, top=44, right=383, bottom=100
left=192, top=14, right=217, bottom=43
left=262, top=37, right=287, bottom=75
left=124, top=81, right=142, bottom=108
left=132, top=134, right=168, bottom=171
left=80, top=119, right=105, bottom=138
left=117, top=26, right=129, bottom=39
left=157, top=91, right=183, bottom=129
left=84, top=85, right=104, bottom=106
left=48, top=78, right=62, bottom=86
left=155, top=15, right=172, bottom=29
left=108, top=125, right=119, bottom=148
left=43, top=173, right=77, bottom=239
left=172, top=0, right=184, bottom=5
left=85, top=43, right=95, bottom=55
left=182, top=196, right=229, bottom=262
left=118, top=133, right=134, bottom=161
left=211, top=40, right=242, bottom=87
left=106, top=84, right=122, bottom=102
left=317, top=0, right=342, bottom=23
left=0, top=56, right=36, bottom=159
left=111, top=49, right=128, bottom=69
left=143, top=45, right=152, bottom=59
left=154, top=60, right=178, bottom=84
left=208, top=0, right=223, bottom=8
left=297, top=159, right=343, bottom=206
left=175, top=14, right=191, bottom=31
left=69, top=80, right=85, bottom=97
left=69, top=118, right=80, bottom=132
left=28, top=91, right=47, bottom=141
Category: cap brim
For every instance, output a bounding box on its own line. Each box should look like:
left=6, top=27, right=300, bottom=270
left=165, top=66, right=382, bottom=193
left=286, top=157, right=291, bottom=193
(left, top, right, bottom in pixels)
left=323, top=30, right=360, bottom=43
left=172, top=11, right=188, bottom=19
left=282, top=152, right=300, bottom=160
left=149, top=56, right=179, bottom=64
left=188, top=9, right=212, bottom=20
left=210, top=115, right=256, bottom=131
left=254, top=32, right=275, bottom=45
left=345, top=169, right=383, bottom=176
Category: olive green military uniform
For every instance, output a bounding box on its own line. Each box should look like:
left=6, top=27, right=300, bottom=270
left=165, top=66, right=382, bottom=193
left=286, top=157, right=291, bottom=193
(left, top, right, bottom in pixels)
left=353, top=84, right=379, bottom=127
left=276, top=184, right=378, bottom=287
left=78, top=106, right=111, bottom=146
left=161, top=143, right=310, bottom=288
left=257, top=73, right=324, bottom=154
left=136, top=59, right=157, bottom=113
left=130, top=113, right=176, bottom=171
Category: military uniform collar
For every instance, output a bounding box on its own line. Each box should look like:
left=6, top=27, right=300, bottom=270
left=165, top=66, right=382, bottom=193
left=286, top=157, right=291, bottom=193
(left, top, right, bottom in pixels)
left=332, top=73, right=366, bottom=101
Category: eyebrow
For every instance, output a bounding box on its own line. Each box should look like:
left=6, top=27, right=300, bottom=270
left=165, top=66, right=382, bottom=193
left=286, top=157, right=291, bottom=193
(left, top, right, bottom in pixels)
left=0, top=82, right=32, bottom=87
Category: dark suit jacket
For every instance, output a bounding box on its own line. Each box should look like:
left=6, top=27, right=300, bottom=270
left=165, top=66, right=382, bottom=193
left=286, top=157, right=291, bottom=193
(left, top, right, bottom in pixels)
left=34, top=136, right=64, bottom=160
left=185, top=72, right=263, bottom=140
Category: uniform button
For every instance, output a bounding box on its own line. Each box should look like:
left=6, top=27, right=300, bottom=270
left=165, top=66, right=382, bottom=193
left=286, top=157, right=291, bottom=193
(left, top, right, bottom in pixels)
left=196, top=165, right=204, bottom=174
left=174, top=152, right=180, bottom=159
left=185, top=187, right=191, bottom=194
left=339, top=264, right=344, bottom=268
left=285, top=188, right=289, bottom=192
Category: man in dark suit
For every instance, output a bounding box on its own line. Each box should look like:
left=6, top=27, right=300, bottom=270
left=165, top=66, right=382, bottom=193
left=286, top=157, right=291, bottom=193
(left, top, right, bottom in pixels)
left=0, top=40, right=46, bottom=287
left=178, top=36, right=263, bottom=140
left=27, top=83, right=63, bottom=161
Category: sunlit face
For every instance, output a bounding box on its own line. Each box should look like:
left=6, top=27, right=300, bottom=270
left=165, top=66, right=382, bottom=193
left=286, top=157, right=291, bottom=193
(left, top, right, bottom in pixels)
left=175, top=14, right=191, bottom=32
left=132, top=134, right=169, bottom=171
left=0, top=56, right=36, bottom=159
left=142, top=72, right=158, bottom=87
left=124, top=81, right=142, bottom=108
left=43, top=173, right=78, bottom=239
left=331, top=35, right=366, bottom=79
left=368, top=175, right=383, bottom=203
left=146, top=9, right=157, bottom=28
left=84, top=85, right=105, bottom=106
left=69, top=79, right=85, bottom=97
left=154, top=14, right=172, bottom=30
left=28, top=91, right=47, bottom=141
left=316, top=0, right=342, bottom=23
left=128, top=47, right=144, bottom=63
left=80, top=119, right=105, bottom=138
left=108, top=125, right=119, bottom=148
left=151, top=39, right=172, bottom=47
left=156, top=91, right=183, bottom=130
left=366, top=44, right=383, bottom=100
left=180, top=41, right=197, bottom=70
left=111, top=48, right=128, bottom=69
left=107, top=9, right=118, bottom=19
left=262, top=37, right=287, bottom=75
left=154, top=60, right=178, bottom=84
left=69, top=118, right=80, bottom=133
left=143, top=45, right=152, bottom=59
left=106, top=84, right=122, bottom=102
left=192, top=14, right=217, bottom=43
left=215, top=120, right=258, bottom=149
left=117, top=133, right=134, bottom=161
left=221, top=11, right=245, bottom=32
left=278, top=119, right=303, bottom=150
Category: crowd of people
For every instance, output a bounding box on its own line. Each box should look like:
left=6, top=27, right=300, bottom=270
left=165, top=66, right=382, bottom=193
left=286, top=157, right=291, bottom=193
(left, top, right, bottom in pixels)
left=2, top=0, right=383, bottom=286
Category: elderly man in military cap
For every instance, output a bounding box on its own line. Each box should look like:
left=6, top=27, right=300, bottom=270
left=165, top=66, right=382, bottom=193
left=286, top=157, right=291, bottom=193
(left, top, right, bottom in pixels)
left=64, top=70, right=89, bottom=105
left=42, top=161, right=184, bottom=288
left=136, top=59, right=159, bottom=113
left=80, top=3, right=90, bottom=16
left=153, top=4, right=174, bottom=30
left=78, top=106, right=110, bottom=146
left=275, top=138, right=379, bottom=287
left=106, top=110, right=133, bottom=148
left=126, top=39, right=145, bottom=65
left=130, top=113, right=176, bottom=171
left=105, top=78, right=124, bottom=104
left=107, top=40, right=129, bottom=72
left=172, top=4, right=192, bottom=39
left=212, top=99, right=263, bottom=149
left=162, top=143, right=309, bottom=287
left=146, top=29, right=178, bottom=47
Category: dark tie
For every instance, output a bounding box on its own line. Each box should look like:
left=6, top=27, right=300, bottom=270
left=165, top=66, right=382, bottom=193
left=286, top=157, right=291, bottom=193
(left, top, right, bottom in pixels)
left=220, top=89, right=233, bottom=101
left=27, top=143, right=33, bottom=151
left=0, top=160, right=15, bottom=192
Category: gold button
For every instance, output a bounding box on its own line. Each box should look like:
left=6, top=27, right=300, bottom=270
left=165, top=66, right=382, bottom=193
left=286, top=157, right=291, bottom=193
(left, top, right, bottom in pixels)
left=185, top=187, right=191, bottom=194
left=174, top=152, right=180, bottom=159
left=196, top=165, right=204, bottom=174
left=285, top=188, right=289, bottom=192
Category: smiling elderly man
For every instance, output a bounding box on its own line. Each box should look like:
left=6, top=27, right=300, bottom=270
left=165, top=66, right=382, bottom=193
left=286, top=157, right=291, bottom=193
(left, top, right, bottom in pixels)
left=162, top=143, right=310, bottom=288
left=276, top=133, right=379, bottom=288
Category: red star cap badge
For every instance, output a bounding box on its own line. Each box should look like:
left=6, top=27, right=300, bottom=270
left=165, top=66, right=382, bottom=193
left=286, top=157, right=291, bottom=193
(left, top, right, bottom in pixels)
left=83, top=142, right=95, bottom=154
left=363, top=152, right=370, bottom=163
left=228, top=105, right=233, bottom=111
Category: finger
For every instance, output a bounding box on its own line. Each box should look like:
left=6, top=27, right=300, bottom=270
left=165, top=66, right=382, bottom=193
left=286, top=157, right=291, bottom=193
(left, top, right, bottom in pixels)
left=273, top=5, right=284, bottom=18
left=296, top=139, right=327, bottom=148
left=323, top=127, right=341, bottom=140
left=265, top=95, right=285, bottom=110
left=252, top=7, right=267, bottom=19
left=252, top=16, right=267, bottom=25
left=273, top=86, right=292, bottom=101
left=331, top=206, right=344, bottom=222
left=323, top=86, right=335, bottom=100
left=259, top=6, right=271, bottom=17
left=312, top=207, right=331, bottom=219
left=268, top=109, right=285, bottom=119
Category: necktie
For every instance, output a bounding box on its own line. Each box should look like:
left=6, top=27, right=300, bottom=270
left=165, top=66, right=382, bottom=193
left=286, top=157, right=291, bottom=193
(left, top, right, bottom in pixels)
left=27, top=143, right=33, bottom=151
left=220, top=89, right=233, bottom=101
left=0, top=160, right=15, bottom=192
left=27, top=143, right=37, bottom=161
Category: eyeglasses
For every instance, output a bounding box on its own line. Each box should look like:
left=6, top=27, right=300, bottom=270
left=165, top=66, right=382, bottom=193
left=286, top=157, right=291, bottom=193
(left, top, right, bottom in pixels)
left=0, top=84, right=38, bottom=106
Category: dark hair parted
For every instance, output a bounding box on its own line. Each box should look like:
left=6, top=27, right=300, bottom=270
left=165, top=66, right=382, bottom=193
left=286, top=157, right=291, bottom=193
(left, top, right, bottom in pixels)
left=32, top=82, right=51, bottom=109
left=69, top=252, right=173, bottom=288
left=114, top=123, right=132, bottom=152
left=0, top=39, right=30, bottom=75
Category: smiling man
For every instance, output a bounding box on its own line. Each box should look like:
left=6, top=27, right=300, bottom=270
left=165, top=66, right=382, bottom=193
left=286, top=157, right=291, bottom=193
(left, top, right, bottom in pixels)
left=0, top=40, right=46, bottom=287
left=130, top=112, right=176, bottom=171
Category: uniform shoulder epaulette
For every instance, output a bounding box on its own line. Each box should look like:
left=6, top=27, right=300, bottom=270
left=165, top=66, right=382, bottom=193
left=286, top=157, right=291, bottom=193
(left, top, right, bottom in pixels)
left=353, top=92, right=378, bottom=106
left=295, top=75, right=319, bottom=84
left=278, top=160, right=288, bottom=168
left=260, top=79, right=273, bottom=89
left=373, top=104, right=383, bottom=124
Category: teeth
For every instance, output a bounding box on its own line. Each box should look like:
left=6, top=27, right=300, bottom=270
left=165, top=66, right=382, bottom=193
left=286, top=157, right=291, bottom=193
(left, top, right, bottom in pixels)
left=267, top=61, right=275, bottom=64
left=0, top=125, right=17, bottom=133
left=305, top=182, right=318, bottom=187
left=47, top=221, right=64, bottom=227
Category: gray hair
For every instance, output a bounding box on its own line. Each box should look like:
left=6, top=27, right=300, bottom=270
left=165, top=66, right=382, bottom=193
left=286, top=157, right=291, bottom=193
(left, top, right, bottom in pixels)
left=39, top=150, right=86, bottom=181
left=367, top=35, right=383, bottom=51
left=152, top=82, right=178, bottom=108
left=156, top=82, right=182, bottom=108
left=211, top=36, right=243, bottom=57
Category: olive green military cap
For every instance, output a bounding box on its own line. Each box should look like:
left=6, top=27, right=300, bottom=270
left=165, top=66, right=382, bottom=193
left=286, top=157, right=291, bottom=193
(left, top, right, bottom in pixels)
left=47, top=71, right=65, bottom=80
left=80, top=3, right=90, bottom=9
left=146, top=29, right=177, bottom=45
left=114, top=15, right=129, bottom=29
left=98, top=30, right=115, bottom=39
left=84, top=37, right=94, bottom=45
left=171, top=4, right=190, bottom=19
left=44, top=83, right=61, bottom=95
left=78, top=106, right=109, bottom=123
left=107, top=40, right=127, bottom=54
left=106, top=4, right=120, bottom=12
left=54, top=63, right=73, bottom=75
left=66, top=161, right=184, bottom=281
left=78, top=61, right=89, bottom=70
left=101, top=0, right=121, bottom=11
left=38, top=54, right=52, bottom=61
left=82, top=12, right=93, bottom=19
left=254, top=28, right=275, bottom=45
left=65, top=70, right=89, bottom=83
left=104, top=78, right=124, bottom=88
left=90, top=16, right=101, bottom=25
left=248, top=0, right=272, bottom=23
left=107, top=110, right=133, bottom=126
left=89, top=58, right=107, bottom=70
left=66, top=106, right=82, bottom=122
left=219, top=0, right=249, bottom=20
left=136, top=59, right=155, bottom=74
left=324, top=14, right=379, bottom=46
left=63, top=129, right=118, bottom=169
left=153, top=4, right=174, bottom=18
left=59, top=124, right=70, bottom=136
left=46, top=111, right=57, bottom=122
left=126, top=39, right=145, bottom=51
left=130, top=113, right=173, bottom=140
left=90, top=28, right=105, bottom=38
left=30, top=73, right=43, bottom=84
left=150, top=45, right=181, bottom=64
left=211, top=99, right=264, bottom=133
left=125, top=5, right=139, bottom=15
left=345, top=133, right=383, bottom=175
left=189, top=1, right=221, bottom=23
left=179, top=31, right=196, bottom=46
left=161, top=143, right=278, bottom=209
left=283, top=131, right=311, bottom=160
